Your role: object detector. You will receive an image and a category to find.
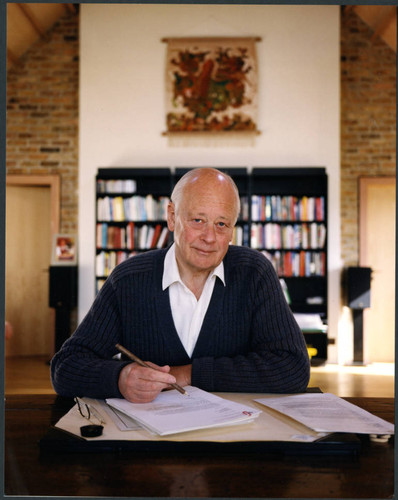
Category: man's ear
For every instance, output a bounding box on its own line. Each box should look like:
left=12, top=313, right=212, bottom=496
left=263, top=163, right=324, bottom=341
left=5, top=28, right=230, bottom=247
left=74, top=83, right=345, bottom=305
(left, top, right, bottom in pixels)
left=167, top=202, right=175, bottom=231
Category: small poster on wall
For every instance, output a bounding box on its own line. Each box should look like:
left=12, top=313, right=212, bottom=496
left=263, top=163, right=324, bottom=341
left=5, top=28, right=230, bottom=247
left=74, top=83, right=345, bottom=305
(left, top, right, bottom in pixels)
left=51, top=234, right=77, bottom=265
left=163, top=37, right=260, bottom=138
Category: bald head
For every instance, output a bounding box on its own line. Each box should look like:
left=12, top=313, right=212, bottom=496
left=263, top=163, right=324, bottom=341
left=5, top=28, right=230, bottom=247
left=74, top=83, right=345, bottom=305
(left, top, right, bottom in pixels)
left=171, top=168, right=241, bottom=224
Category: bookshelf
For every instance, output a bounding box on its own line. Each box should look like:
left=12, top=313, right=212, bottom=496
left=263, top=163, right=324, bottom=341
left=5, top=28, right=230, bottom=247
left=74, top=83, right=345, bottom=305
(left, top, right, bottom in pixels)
left=95, top=166, right=328, bottom=363
left=251, top=168, right=328, bottom=364
left=95, top=168, right=173, bottom=292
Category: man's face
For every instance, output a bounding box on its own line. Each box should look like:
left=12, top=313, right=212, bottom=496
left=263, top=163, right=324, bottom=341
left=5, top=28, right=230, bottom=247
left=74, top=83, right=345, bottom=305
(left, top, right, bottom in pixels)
left=167, top=177, right=237, bottom=277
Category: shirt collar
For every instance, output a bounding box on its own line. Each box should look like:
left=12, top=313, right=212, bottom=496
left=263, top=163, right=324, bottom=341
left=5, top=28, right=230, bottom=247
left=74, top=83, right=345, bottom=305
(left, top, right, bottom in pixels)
left=162, top=243, right=225, bottom=290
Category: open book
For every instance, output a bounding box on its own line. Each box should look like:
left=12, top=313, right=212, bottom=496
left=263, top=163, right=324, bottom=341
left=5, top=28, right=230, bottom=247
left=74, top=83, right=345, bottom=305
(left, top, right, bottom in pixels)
left=106, top=386, right=261, bottom=436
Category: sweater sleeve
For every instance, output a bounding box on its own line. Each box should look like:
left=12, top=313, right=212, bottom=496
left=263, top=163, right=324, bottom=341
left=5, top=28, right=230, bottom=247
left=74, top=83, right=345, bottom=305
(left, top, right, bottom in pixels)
left=191, top=253, right=310, bottom=394
left=50, top=275, right=129, bottom=399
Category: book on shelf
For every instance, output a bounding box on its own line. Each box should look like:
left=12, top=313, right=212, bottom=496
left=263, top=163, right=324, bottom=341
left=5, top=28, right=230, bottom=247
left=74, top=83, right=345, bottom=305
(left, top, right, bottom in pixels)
left=251, top=195, right=325, bottom=222
left=232, top=225, right=250, bottom=246
left=96, top=250, right=141, bottom=277
left=97, top=179, right=137, bottom=194
left=126, top=222, right=135, bottom=249
left=157, top=226, right=170, bottom=248
left=150, top=224, right=163, bottom=249
left=262, top=250, right=325, bottom=277
left=144, top=226, right=153, bottom=250
left=112, top=197, right=125, bottom=222
left=97, top=222, right=170, bottom=252
left=97, top=224, right=127, bottom=250
left=250, top=223, right=326, bottom=250
left=240, top=196, right=249, bottom=221
left=97, top=195, right=170, bottom=222
left=139, top=225, right=148, bottom=250
left=232, top=226, right=243, bottom=246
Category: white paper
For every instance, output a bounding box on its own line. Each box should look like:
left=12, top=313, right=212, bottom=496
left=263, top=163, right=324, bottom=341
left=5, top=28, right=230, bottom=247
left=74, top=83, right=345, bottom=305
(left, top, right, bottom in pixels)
left=106, top=386, right=261, bottom=436
left=255, top=393, right=394, bottom=435
left=100, top=402, right=142, bottom=431
left=54, top=392, right=325, bottom=443
left=294, top=313, right=325, bottom=330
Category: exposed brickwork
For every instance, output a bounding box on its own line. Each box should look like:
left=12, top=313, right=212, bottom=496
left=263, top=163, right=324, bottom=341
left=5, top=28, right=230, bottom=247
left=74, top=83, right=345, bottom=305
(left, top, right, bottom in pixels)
left=341, top=10, right=396, bottom=266
left=6, top=10, right=395, bottom=266
left=6, top=12, right=79, bottom=234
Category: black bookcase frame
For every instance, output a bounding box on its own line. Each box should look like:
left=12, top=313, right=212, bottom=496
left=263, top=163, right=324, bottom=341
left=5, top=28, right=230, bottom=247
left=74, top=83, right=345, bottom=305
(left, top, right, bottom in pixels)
left=251, top=167, right=328, bottom=365
left=95, top=168, right=173, bottom=292
left=95, top=166, right=329, bottom=363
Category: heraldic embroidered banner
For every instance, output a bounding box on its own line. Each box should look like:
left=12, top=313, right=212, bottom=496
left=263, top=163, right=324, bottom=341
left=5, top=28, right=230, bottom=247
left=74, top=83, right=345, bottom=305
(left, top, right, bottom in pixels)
left=165, top=37, right=259, bottom=135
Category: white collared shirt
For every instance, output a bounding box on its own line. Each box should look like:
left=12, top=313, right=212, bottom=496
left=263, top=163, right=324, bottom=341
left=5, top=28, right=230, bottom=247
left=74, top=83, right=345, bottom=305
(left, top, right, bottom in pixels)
left=162, top=244, right=225, bottom=357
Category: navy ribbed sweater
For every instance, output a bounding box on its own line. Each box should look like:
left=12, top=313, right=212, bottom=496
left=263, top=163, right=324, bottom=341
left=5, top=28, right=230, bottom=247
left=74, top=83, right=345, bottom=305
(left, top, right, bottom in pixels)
left=51, top=245, right=310, bottom=398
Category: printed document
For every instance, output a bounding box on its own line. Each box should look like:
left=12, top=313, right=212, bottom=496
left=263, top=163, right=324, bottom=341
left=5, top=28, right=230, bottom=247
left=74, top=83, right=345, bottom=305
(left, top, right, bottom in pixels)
left=54, top=392, right=327, bottom=443
left=100, top=400, right=142, bottom=431
left=106, top=386, right=261, bottom=436
left=255, top=393, right=394, bottom=435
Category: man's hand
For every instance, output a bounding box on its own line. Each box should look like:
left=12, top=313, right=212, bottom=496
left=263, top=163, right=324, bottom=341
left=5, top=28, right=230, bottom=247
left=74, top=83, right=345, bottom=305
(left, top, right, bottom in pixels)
left=118, top=362, right=193, bottom=403
left=169, top=364, right=192, bottom=388
left=118, top=361, right=177, bottom=403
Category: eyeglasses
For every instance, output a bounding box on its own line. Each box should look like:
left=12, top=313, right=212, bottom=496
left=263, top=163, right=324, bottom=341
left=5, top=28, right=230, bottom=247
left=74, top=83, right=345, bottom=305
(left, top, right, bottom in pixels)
left=74, top=397, right=106, bottom=425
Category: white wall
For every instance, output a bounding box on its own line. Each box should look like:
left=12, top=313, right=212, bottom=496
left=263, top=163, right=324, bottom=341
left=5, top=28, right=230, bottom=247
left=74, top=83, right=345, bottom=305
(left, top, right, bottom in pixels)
left=80, top=4, right=341, bottom=362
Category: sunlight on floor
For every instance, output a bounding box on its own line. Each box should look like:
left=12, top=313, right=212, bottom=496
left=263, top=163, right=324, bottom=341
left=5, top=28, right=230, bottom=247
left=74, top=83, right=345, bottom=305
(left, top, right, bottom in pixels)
left=309, top=362, right=395, bottom=397
left=312, top=362, right=395, bottom=376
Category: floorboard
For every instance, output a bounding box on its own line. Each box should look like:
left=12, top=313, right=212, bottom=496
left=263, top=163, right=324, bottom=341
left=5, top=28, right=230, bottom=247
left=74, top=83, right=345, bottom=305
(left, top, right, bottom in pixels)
left=4, top=356, right=395, bottom=397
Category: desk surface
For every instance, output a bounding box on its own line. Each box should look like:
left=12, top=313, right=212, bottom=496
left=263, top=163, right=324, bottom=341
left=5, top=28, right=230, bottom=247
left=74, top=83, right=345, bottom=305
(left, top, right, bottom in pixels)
left=4, top=394, right=395, bottom=498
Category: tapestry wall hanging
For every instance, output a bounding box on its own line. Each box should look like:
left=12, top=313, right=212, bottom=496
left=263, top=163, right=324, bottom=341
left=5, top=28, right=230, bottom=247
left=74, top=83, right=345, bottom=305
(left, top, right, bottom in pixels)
left=163, top=37, right=260, bottom=145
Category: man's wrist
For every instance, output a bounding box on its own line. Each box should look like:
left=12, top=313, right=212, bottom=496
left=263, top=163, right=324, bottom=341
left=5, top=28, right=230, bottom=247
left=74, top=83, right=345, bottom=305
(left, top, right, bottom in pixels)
left=170, top=364, right=192, bottom=387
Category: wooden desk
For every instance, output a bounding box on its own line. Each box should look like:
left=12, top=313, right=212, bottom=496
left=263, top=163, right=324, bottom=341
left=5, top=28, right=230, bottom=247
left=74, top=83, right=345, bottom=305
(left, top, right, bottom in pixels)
left=4, top=394, right=394, bottom=498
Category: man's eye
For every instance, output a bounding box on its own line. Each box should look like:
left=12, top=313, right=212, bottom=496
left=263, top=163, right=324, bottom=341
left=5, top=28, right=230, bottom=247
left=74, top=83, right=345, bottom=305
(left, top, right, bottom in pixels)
left=193, top=219, right=202, bottom=223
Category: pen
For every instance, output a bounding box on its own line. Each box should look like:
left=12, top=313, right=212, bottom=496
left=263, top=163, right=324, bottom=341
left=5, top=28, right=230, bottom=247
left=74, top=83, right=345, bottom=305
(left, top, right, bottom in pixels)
left=115, top=343, right=188, bottom=396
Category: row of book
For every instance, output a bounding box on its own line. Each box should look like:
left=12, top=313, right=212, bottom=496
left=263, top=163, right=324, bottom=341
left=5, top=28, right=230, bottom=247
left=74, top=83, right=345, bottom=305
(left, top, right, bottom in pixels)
left=262, top=250, right=326, bottom=277
left=232, top=225, right=250, bottom=246
left=97, top=195, right=170, bottom=222
left=251, top=195, right=325, bottom=222
left=95, top=248, right=325, bottom=281
left=96, top=222, right=170, bottom=251
left=96, top=250, right=140, bottom=277
left=239, top=197, right=249, bottom=221
left=251, top=223, right=326, bottom=250
left=96, top=221, right=325, bottom=252
left=97, top=179, right=137, bottom=194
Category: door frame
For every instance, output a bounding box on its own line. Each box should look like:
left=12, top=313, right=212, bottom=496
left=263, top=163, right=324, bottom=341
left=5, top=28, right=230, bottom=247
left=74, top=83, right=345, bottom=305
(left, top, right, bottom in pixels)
left=6, top=175, right=60, bottom=235
left=5, top=175, right=61, bottom=356
left=359, top=175, right=395, bottom=363
left=359, top=176, right=395, bottom=265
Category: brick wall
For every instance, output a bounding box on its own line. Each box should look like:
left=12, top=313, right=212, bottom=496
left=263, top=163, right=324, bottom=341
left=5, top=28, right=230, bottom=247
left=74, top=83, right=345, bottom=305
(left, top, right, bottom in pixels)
left=6, top=11, right=79, bottom=234
left=341, top=10, right=396, bottom=266
left=6, top=10, right=396, bottom=264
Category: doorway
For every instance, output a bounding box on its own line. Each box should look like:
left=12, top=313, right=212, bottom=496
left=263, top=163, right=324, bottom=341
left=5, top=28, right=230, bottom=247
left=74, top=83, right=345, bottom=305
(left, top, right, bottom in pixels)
left=359, top=177, right=395, bottom=363
left=5, top=175, right=60, bottom=357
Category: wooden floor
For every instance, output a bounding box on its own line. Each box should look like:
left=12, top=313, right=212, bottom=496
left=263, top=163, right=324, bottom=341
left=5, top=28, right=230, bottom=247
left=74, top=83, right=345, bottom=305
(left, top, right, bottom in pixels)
left=4, top=355, right=395, bottom=397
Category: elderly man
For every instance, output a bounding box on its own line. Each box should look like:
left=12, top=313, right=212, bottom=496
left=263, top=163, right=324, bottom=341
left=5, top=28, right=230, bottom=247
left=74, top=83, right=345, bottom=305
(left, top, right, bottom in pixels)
left=51, top=168, right=310, bottom=403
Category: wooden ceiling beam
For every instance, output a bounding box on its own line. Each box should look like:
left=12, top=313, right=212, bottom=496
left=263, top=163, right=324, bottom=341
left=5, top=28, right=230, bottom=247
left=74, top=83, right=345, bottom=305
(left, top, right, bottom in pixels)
left=371, top=6, right=397, bottom=42
left=16, top=3, right=46, bottom=39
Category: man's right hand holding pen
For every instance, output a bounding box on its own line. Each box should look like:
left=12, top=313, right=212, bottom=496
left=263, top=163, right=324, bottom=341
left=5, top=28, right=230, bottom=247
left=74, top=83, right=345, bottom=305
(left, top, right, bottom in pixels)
left=117, top=344, right=192, bottom=403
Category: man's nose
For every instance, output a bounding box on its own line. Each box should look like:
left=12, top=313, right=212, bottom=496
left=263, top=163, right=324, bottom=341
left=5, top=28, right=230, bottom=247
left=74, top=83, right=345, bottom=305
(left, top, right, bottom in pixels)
left=201, top=223, right=216, bottom=242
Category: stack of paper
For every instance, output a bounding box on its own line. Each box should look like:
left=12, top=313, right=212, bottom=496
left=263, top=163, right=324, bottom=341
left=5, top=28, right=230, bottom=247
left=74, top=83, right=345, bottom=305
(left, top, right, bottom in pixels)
left=106, top=386, right=261, bottom=436
left=255, top=393, right=394, bottom=435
